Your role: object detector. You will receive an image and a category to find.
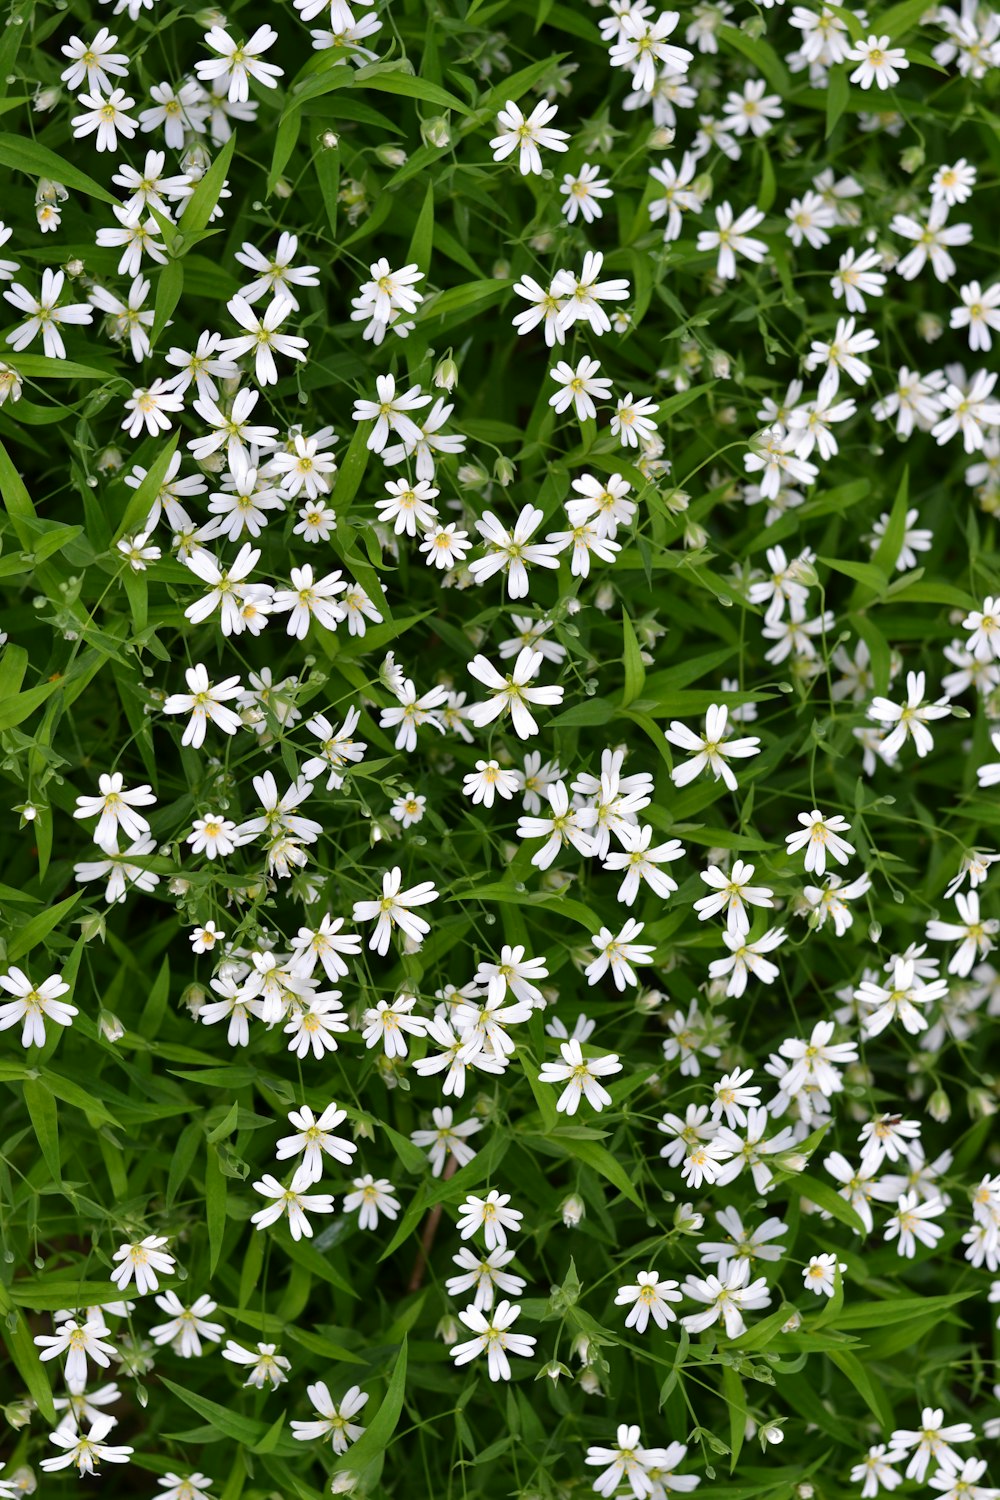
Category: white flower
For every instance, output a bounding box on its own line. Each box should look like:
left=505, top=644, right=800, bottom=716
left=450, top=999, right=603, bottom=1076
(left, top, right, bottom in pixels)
left=884, top=1191, right=946, bottom=1257
left=35, top=1318, right=117, bottom=1394
left=40, top=1414, right=133, bottom=1474
left=291, top=1382, right=368, bottom=1452
left=110, top=1235, right=175, bottom=1295
left=891, top=200, right=972, bottom=283
left=549, top=355, right=613, bottom=421
left=603, top=822, right=684, bottom=905
left=221, top=1339, right=290, bottom=1389
left=451, top=1299, right=535, bottom=1382
left=490, top=99, right=568, bottom=174
left=149, top=1292, right=224, bottom=1357
left=694, top=860, right=774, bottom=937
left=411, top=1106, right=481, bottom=1175
left=445, top=1246, right=525, bottom=1311
left=361, top=995, right=427, bottom=1058
left=352, top=373, right=431, bottom=453
left=665, top=703, right=761, bottom=790
left=469, top=505, right=562, bottom=597
left=708, top=927, right=786, bottom=998
left=680, top=1259, right=771, bottom=1336
left=467, top=646, right=564, bottom=740
left=802, top=1253, right=845, bottom=1296
left=0, top=966, right=76, bottom=1048
left=158, top=1473, right=214, bottom=1500
left=586, top=918, right=654, bottom=991
left=697, top=202, right=767, bottom=280
left=163, top=663, right=243, bottom=748
left=560, top=163, right=613, bottom=223
left=850, top=1446, right=907, bottom=1500
left=218, top=295, right=308, bottom=386
left=614, top=1270, right=682, bottom=1332
left=586, top=1424, right=673, bottom=1500
left=5, top=267, right=94, bottom=359
left=352, top=866, right=438, bottom=956
left=926, top=890, right=999, bottom=975
left=539, top=1038, right=622, bottom=1113
left=71, top=88, right=137, bottom=152
left=868, top=670, right=950, bottom=758
left=195, top=25, right=283, bottom=102
left=73, top=772, right=155, bottom=852
left=456, top=1190, right=522, bottom=1250
left=890, top=1409, right=975, bottom=1482
left=276, top=1103, right=356, bottom=1184
left=251, top=1172, right=336, bottom=1240
left=344, top=1174, right=400, bottom=1230
left=785, top=808, right=854, bottom=874
left=846, top=35, right=909, bottom=89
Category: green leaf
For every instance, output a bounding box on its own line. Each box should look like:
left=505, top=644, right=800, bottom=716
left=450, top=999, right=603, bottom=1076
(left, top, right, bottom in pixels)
left=832, top=1292, right=974, bottom=1329
left=796, top=1173, right=866, bottom=1235
left=205, top=1141, right=228, bottom=1276
left=0, top=132, right=119, bottom=204
left=23, top=1078, right=60, bottom=1180
left=0, top=1282, right=57, bottom=1422
left=820, top=556, right=889, bottom=594
left=268, top=106, right=302, bottom=196
left=621, top=609, right=646, bottom=706
left=722, top=1366, right=748, bottom=1472
left=825, top=67, right=849, bottom=137
left=331, top=1337, right=408, bottom=1488
left=0, top=674, right=63, bottom=731
left=355, top=66, right=472, bottom=115
left=161, top=1377, right=297, bottom=1452
left=0, top=435, right=38, bottom=549
left=407, top=179, right=435, bottom=278
left=6, top=892, right=82, bottom=963
left=151, top=258, right=185, bottom=345
left=178, top=133, right=237, bottom=239
left=829, top=1348, right=894, bottom=1431
left=330, top=419, right=371, bottom=519
left=112, top=432, right=179, bottom=543
left=550, top=1134, right=643, bottom=1208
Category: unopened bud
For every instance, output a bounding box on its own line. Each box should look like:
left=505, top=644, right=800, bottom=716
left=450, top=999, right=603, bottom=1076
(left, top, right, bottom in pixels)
left=99, top=1012, right=125, bottom=1043
left=560, top=1193, right=585, bottom=1227
left=900, top=145, right=925, bottom=174
left=968, top=1087, right=998, bottom=1119
left=493, top=456, right=516, bottom=487
left=375, top=144, right=407, bottom=167
left=927, top=1087, right=951, bottom=1123
left=421, top=116, right=450, bottom=149
left=321, top=130, right=339, bottom=150
left=433, top=355, right=458, bottom=391
left=436, top=1315, right=459, bottom=1345
left=4, top=1399, right=34, bottom=1430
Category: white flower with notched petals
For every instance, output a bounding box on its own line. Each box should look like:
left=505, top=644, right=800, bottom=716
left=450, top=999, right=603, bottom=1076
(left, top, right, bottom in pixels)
left=490, top=99, right=568, bottom=174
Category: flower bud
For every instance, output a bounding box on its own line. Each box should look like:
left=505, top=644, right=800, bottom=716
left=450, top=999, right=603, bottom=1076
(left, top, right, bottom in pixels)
left=900, top=145, right=925, bottom=174
left=421, top=116, right=451, bottom=149
left=493, top=456, right=516, bottom=487
left=320, top=130, right=340, bottom=150
left=435, top=1315, right=459, bottom=1345
left=4, top=1399, right=34, bottom=1430
left=99, top=1012, right=125, bottom=1043
left=375, top=144, right=408, bottom=168
left=433, top=355, right=458, bottom=391
left=560, top=1194, right=585, bottom=1227
left=927, top=1087, right=951, bottom=1123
